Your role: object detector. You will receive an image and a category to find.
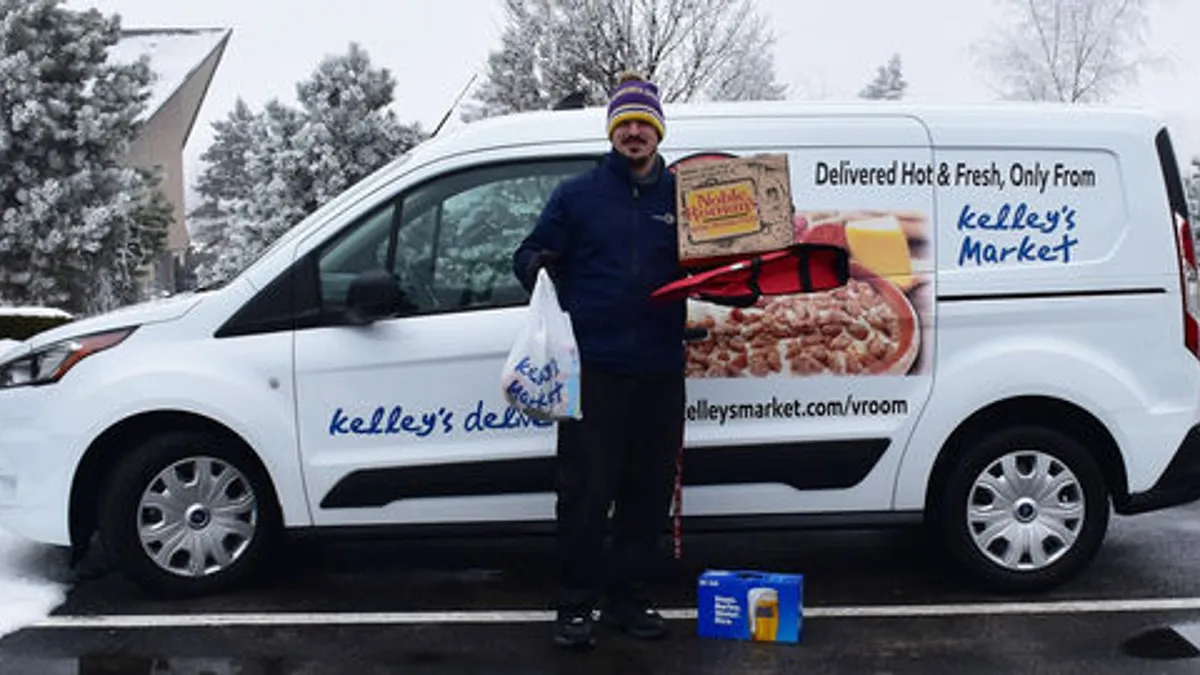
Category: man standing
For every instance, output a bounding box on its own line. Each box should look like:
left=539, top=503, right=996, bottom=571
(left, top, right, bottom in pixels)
left=512, top=73, right=686, bottom=650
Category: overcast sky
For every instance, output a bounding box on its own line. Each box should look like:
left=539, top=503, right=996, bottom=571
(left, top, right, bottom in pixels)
left=62, top=0, right=1200, bottom=186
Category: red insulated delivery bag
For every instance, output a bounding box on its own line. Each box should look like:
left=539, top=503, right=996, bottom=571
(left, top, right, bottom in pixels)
left=651, top=243, right=850, bottom=307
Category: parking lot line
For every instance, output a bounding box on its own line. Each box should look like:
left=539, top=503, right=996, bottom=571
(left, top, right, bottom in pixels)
left=26, top=596, right=1200, bottom=629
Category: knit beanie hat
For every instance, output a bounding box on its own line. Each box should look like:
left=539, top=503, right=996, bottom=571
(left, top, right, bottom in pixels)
left=606, top=72, right=666, bottom=140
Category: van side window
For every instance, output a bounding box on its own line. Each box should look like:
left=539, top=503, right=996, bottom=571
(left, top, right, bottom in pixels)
left=395, top=158, right=596, bottom=313
left=313, top=158, right=594, bottom=318
left=316, top=202, right=410, bottom=314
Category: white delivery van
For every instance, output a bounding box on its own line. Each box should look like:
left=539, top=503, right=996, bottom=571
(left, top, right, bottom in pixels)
left=1, top=101, right=1198, bottom=598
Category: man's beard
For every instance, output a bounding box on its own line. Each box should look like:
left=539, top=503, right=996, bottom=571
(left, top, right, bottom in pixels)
left=627, top=153, right=653, bottom=171
left=620, top=142, right=655, bottom=173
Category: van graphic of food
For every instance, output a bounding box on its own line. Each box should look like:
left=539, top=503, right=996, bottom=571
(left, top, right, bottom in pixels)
left=685, top=208, right=932, bottom=378
left=844, top=215, right=916, bottom=290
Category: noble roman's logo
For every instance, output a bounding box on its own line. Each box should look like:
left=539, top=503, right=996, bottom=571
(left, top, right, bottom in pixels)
left=683, top=179, right=760, bottom=242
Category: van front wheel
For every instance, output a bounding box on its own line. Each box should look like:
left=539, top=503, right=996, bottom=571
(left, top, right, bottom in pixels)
left=937, top=426, right=1109, bottom=592
left=100, top=431, right=280, bottom=597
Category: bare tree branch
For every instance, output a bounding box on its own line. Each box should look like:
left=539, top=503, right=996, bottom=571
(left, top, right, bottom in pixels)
left=466, top=0, right=785, bottom=120
left=975, top=0, right=1156, bottom=104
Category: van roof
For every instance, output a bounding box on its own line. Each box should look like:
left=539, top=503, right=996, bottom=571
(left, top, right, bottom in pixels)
left=419, top=99, right=1170, bottom=162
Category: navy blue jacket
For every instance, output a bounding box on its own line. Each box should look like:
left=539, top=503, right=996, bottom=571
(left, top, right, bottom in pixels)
left=513, top=151, right=686, bottom=374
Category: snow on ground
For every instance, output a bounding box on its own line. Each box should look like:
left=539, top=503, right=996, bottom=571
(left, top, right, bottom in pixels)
left=0, top=527, right=70, bottom=640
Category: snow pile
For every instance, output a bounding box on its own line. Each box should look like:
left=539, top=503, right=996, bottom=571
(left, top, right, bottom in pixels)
left=0, top=528, right=69, bottom=640
left=0, top=307, right=72, bottom=319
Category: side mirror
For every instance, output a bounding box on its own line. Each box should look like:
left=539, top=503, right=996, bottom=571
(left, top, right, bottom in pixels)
left=344, top=269, right=405, bottom=325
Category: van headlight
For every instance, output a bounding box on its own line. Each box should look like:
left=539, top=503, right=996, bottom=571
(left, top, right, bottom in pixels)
left=0, top=327, right=135, bottom=388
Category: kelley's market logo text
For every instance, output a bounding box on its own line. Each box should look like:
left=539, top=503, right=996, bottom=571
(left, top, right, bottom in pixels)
left=328, top=400, right=553, bottom=438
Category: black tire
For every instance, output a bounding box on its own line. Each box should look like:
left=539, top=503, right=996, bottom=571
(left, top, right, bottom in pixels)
left=100, top=431, right=281, bottom=597
left=936, top=426, right=1110, bottom=593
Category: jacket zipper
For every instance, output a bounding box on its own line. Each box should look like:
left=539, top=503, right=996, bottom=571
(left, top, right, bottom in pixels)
left=631, top=182, right=640, bottom=350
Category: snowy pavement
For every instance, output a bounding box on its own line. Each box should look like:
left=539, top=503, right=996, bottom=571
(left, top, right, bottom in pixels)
left=4, top=506, right=1200, bottom=673
left=0, top=528, right=68, bottom=641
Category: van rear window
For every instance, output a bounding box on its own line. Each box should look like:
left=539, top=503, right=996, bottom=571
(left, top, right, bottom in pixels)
left=1156, top=128, right=1190, bottom=220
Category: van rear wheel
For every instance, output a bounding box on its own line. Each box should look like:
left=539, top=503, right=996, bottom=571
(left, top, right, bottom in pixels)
left=937, top=426, right=1109, bottom=592
left=100, top=431, right=280, bottom=597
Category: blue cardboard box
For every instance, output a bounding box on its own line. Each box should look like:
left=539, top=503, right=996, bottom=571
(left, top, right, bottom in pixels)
left=696, top=569, right=803, bottom=643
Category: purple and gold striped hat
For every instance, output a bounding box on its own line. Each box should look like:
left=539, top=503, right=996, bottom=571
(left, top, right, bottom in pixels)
left=606, top=72, right=665, bottom=140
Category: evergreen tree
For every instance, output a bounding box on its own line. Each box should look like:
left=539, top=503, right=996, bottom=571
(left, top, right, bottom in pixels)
left=859, top=54, right=907, bottom=100
left=194, top=101, right=306, bottom=286
left=189, top=98, right=258, bottom=250
left=293, top=43, right=425, bottom=209
left=190, top=43, right=426, bottom=288
left=0, top=0, right=171, bottom=314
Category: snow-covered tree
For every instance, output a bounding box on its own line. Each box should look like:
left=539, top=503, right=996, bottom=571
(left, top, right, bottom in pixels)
left=0, top=0, right=171, bottom=314
left=188, top=98, right=258, bottom=250
left=464, top=0, right=787, bottom=119
left=191, top=43, right=426, bottom=288
left=238, top=101, right=309, bottom=252
left=293, top=43, right=425, bottom=209
left=434, top=173, right=571, bottom=305
left=192, top=101, right=306, bottom=286
left=859, top=54, right=907, bottom=100
left=975, top=0, right=1155, bottom=103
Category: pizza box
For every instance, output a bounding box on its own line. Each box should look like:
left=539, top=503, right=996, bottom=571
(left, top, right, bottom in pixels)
left=675, top=153, right=796, bottom=269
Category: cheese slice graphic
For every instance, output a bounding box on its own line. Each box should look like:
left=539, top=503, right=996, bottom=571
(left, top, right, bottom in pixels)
left=845, top=215, right=914, bottom=289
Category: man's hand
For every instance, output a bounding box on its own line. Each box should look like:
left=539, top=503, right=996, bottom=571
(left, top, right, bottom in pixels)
left=526, top=250, right=561, bottom=283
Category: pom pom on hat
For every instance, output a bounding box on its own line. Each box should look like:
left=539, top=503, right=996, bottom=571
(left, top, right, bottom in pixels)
left=606, top=71, right=665, bottom=140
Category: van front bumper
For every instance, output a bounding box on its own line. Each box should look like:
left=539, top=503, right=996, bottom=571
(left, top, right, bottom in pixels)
left=0, top=399, right=75, bottom=546
left=1119, top=424, right=1200, bottom=515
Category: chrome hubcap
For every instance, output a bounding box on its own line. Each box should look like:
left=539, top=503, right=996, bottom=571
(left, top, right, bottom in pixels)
left=967, top=451, right=1084, bottom=572
left=1013, top=498, right=1038, bottom=523
left=185, top=504, right=211, bottom=529
left=137, top=456, right=258, bottom=579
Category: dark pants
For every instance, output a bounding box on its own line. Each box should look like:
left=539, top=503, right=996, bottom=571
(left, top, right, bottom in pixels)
left=555, top=366, right=685, bottom=610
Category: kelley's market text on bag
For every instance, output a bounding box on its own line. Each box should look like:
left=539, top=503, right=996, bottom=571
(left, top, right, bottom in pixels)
left=501, top=269, right=582, bottom=421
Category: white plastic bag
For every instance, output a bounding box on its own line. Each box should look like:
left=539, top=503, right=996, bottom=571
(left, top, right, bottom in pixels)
left=501, top=268, right=582, bottom=421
